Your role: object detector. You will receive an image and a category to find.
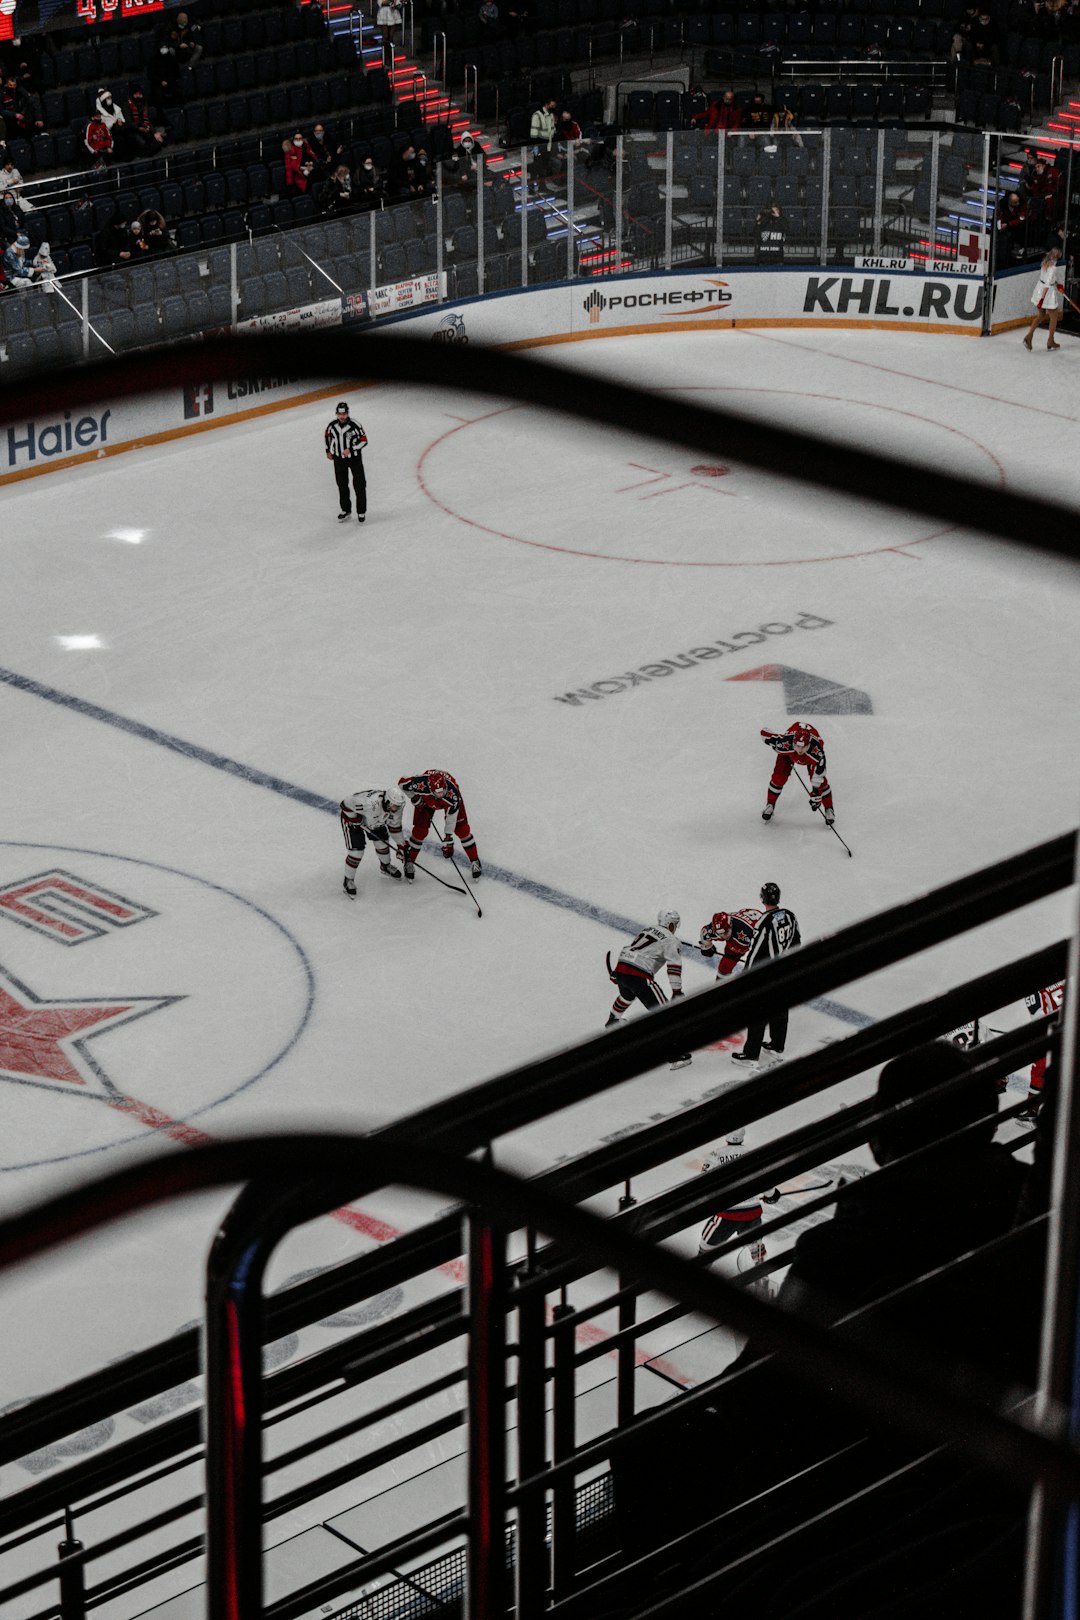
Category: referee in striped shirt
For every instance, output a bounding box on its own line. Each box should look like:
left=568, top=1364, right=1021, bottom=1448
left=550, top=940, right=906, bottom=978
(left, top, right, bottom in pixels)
left=731, top=881, right=801, bottom=1069
left=325, top=402, right=368, bottom=523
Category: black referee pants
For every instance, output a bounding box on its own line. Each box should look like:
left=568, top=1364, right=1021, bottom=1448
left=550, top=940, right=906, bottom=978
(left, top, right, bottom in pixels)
left=333, top=457, right=366, bottom=515
left=742, top=1005, right=789, bottom=1060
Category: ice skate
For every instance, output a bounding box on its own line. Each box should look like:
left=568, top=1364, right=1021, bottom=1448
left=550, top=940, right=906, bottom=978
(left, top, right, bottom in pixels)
left=338, top=510, right=351, bottom=521
left=1048, top=340, right=1060, bottom=350
left=670, top=1054, right=693, bottom=1070
left=761, top=803, right=774, bottom=822
left=470, top=859, right=482, bottom=878
left=379, top=861, right=402, bottom=880
left=1017, top=1097, right=1041, bottom=1122
left=358, top=513, right=366, bottom=522
left=1023, top=334, right=1033, bottom=350
left=605, top=1013, right=625, bottom=1028
left=343, top=875, right=357, bottom=897
left=403, top=858, right=416, bottom=882
left=824, top=808, right=835, bottom=826
left=731, top=1050, right=759, bottom=1069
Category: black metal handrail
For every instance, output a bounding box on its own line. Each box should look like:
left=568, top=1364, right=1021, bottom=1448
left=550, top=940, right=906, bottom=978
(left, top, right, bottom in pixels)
left=0, top=1133, right=1076, bottom=1620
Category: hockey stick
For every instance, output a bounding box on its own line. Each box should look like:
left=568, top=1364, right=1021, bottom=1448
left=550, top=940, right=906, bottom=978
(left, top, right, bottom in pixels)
left=789, top=768, right=853, bottom=857
left=411, top=855, right=468, bottom=897
left=435, top=815, right=483, bottom=918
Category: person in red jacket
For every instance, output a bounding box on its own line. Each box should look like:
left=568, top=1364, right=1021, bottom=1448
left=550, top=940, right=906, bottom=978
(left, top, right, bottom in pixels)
left=84, top=110, right=114, bottom=165
left=398, top=770, right=482, bottom=880
left=282, top=133, right=315, bottom=194
left=760, top=721, right=835, bottom=825
left=704, top=89, right=742, bottom=132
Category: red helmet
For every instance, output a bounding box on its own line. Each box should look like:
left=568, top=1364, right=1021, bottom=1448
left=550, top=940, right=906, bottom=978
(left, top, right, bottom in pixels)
left=710, top=911, right=732, bottom=938
left=791, top=723, right=814, bottom=749
left=426, top=769, right=448, bottom=797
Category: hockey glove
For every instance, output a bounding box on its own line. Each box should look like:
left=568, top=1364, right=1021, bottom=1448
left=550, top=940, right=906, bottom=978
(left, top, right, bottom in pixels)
left=441, top=838, right=454, bottom=859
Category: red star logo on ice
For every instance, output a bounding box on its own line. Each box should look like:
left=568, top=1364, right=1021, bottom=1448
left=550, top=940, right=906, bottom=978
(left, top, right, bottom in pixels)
left=0, top=966, right=180, bottom=1098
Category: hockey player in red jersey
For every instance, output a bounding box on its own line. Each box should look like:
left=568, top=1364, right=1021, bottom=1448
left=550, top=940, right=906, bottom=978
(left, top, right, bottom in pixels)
left=760, top=721, right=835, bottom=826
left=1022, top=981, right=1065, bottom=1119
left=398, top=769, right=481, bottom=882
left=698, top=906, right=763, bottom=977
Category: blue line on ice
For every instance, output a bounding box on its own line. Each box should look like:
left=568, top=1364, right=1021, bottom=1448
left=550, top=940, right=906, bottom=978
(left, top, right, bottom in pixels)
left=0, top=665, right=873, bottom=1029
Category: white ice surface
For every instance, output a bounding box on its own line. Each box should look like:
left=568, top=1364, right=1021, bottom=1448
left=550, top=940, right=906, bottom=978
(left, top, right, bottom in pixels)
left=0, top=325, right=1076, bottom=1607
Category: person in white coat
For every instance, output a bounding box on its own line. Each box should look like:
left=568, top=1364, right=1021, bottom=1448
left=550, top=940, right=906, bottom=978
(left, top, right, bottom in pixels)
left=1023, top=246, right=1065, bottom=351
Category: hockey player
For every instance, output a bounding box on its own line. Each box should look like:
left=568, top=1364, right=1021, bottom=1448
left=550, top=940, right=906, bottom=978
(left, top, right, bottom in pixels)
left=731, top=882, right=801, bottom=1068
left=1022, top=980, right=1066, bottom=1119
left=606, top=910, right=692, bottom=1072
left=698, top=905, right=764, bottom=978
left=760, top=721, right=835, bottom=826
left=398, top=769, right=481, bottom=881
left=698, top=1129, right=771, bottom=1264
left=339, top=786, right=406, bottom=896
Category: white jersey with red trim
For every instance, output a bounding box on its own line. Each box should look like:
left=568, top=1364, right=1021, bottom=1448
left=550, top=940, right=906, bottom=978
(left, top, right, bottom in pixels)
left=340, top=789, right=404, bottom=840
left=616, top=925, right=683, bottom=986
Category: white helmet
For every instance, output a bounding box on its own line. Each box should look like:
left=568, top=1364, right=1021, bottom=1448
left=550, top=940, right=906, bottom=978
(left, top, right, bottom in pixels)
left=657, top=908, right=680, bottom=930
left=383, top=786, right=407, bottom=812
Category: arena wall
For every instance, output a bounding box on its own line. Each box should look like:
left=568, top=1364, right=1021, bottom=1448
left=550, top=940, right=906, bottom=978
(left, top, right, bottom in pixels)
left=0, top=265, right=999, bottom=483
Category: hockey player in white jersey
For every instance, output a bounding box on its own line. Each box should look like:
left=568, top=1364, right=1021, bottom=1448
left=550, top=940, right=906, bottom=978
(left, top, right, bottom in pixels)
left=698, top=1128, right=772, bottom=1268
left=605, top=910, right=693, bottom=1071
left=339, top=787, right=407, bottom=896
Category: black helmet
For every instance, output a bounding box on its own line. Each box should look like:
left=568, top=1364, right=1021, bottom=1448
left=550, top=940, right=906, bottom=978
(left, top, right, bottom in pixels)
left=760, top=882, right=780, bottom=906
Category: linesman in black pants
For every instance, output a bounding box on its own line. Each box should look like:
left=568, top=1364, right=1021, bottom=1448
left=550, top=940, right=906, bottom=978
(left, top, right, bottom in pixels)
left=325, top=401, right=368, bottom=522
left=732, top=881, right=801, bottom=1070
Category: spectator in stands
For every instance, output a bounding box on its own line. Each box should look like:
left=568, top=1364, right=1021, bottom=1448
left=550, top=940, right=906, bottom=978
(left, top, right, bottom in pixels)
left=503, top=2, right=531, bottom=38
left=307, top=123, right=342, bottom=183
left=478, top=0, right=501, bottom=35
left=1022, top=154, right=1062, bottom=225
left=283, top=134, right=315, bottom=195
left=152, top=42, right=181, bottom=108
left=95, top=87, right=134, bottom=160
left=138, top=207, right=172, bottom=255
left=996, top=189, right=1030, bottom=261
left=447, top=130, right=481, bottom=188
left=2, top=73, right=44, bottom=141
left=2, top=231, right=35, bottom=288
left=32, top=238, right=56, bottom=290
left=704, top=89, right=742, bottom=133
left=755, top=204, right=786, bottom=264
left=770, top=100, right=802, bottom=146
left=355, top=154, right=384, bottom=207
left=376, top=0, right=404, bottom=45
left=1000, top=90, right=1025, bottom=131
left=84, top=108, right=114, bottom=167
left=126, top=86, right=167, bottom=155
left=412, top=144, right=434, bottom=196
left=95, top=213, right=137, bottom=266
left=326, top=162, right=354, bottom=213
left=154, top=12, right=197, bottom=74
left=557, top=108, right=582, bottom=156
left=0, top=153, right=34, bottom=213
left=745, top=90, right=771, bottom=133
left=968, top=8, right=1001, bottom=62
left=0, top=189, right=23, bottom=245
left=529, top=96, right=559, bottom=190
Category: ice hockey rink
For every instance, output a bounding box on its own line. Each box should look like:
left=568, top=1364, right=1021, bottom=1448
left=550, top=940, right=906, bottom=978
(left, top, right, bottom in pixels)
left=1, top=321, right=1078, bottom=1509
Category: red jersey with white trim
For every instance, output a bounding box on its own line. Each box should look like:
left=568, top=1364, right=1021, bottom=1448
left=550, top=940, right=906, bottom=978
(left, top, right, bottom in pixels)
left=699, top=907, right=763, bottom=977
left=1026, top=982, right=1066, bottom=1019
left=761, top=723, right=828, bottom=785
left=398, top=770, right=462, bottom=815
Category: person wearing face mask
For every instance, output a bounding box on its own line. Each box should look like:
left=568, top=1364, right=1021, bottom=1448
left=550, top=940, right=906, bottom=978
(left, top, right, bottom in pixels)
left=355, top=154, right=383, bottom=207
left=126, top=85, right=167, bottom=155
left=96, top=87, right=136, bottom=160
left=326, top=162, right=353, bottom=214
left=283, top=133, right=315, bottom=195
